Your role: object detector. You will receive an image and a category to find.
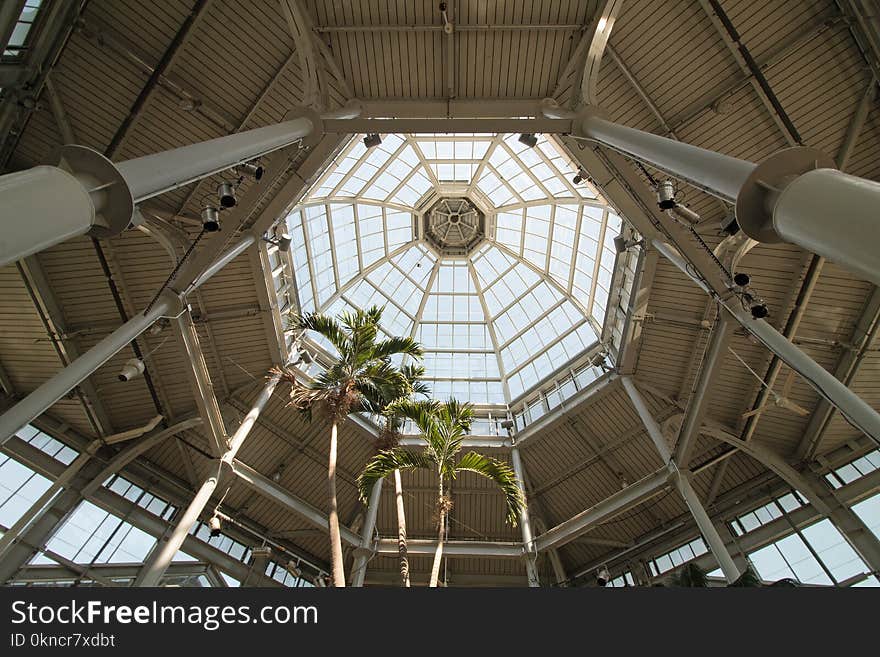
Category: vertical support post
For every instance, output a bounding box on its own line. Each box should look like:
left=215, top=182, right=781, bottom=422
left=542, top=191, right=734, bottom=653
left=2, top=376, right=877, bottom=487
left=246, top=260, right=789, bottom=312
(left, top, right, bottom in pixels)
left=511, top=445, right=540, bottom=587
left=136, top=373, right=280, bottom=587
left=620, top=376, right=740, bottom=583
left=350, top=479, right=383, bottom=587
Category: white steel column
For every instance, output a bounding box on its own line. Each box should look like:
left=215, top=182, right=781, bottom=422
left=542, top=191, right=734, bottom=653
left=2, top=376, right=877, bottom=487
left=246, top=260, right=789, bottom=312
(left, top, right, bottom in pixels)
left=136, top=372, right=280, bottom=587
left=511, top=445, right=540, bottom=587
left=572, top=109, right=880, bottom=287
left=620, top=376, right=740, bottom=583
left=350, top=479, right=383, bottom=587
left=0, top=234, right=255, bottom=447
left=0, top=112, right=323, bottom=267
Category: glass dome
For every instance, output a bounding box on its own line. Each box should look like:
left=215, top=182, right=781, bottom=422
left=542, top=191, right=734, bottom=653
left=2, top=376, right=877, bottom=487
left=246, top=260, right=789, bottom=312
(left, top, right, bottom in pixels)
left=282, top=132, right=623, bottom=404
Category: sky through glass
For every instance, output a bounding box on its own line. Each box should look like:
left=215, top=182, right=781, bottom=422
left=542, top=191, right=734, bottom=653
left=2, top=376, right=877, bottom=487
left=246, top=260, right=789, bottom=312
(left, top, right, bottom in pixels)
left=281, top=132, right=624, bottom=404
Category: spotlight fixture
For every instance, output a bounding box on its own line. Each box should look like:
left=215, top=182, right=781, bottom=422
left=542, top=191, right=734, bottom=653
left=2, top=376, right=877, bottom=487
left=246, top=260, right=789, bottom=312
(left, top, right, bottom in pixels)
left=733, top=272, right=750, bottom=287
left=363, top=133, right=382, bottom=148
left=236, top=161, right=264, bottom=181
left=750, top=303, right=769, bottom=319
left=148, top=318, right=170, bottom=336
left=118, top=358, right=145, bottom=382
left=613, top=235, right=644, bottom=253
left=518, top=133, right=538, bottom=148
left=572, top=167, right=588, bottom=185
left=217, top=181, right=237, bottom=208
left=657, top=179, right=676, bottom=209
left=262, top=232, right=292, bottom=252
left=596, top=565, right=611, bottom=587
left=500, top=419, right=515, bottom=431
left=720, top=212, right=740, bottom=236
left=201, top=205, right=221, bottom=232
left=272, top=463, right=286, bottom=483
left=209, top=514, right=222, bottom=537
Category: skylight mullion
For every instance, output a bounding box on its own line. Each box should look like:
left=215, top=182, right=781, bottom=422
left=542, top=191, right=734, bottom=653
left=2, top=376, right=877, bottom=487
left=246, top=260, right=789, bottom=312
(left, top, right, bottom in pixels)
left=468, top=134, right=504, bottom=197
left=360, top=278, right=417, bottom=322
left=311, top=137, right=361, bottom=197
left=492, top=277, right=543, bottom=321
left=493, top=241, right=593, bottom=320
left=324, top=203, right=341, bottom=292
left=381, top=206, right=389, bottom=256
left=318, top=241, right=412, bottom=313
left=497, top=296, right=568, bottom=350
left=544, top=204, right=556, bottom=274
left=568, top=204, right=584, bottom=294
left=298, top=213, right=321, bottom=311
left=533, top=136, right=581, bottom=197
left=352, top=202, right=363, bottom=272
left=587, top=208, right=609, bottom=318
left=499, top=140, right=556, bottom=200
left=408, top=259, right=440, bottom=341
left=504, top=319, right=590, bottom=380
left=357, top=139, right=411, bottom=200
left=313, top=196, right=415, bottom=214
left=468, top=260, right=510, bottom=401
left=484, top=161, right=524, bottom=206
left=408, top=136, right=442, bottom=188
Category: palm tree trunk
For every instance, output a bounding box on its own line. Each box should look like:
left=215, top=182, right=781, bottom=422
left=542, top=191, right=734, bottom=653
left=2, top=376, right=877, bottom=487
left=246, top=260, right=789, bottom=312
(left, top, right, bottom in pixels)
left=328, top=420, right=346, bottom=587
left=429, top=477, right=445, bottom=588
left=393, top=468, right=410, bottom=587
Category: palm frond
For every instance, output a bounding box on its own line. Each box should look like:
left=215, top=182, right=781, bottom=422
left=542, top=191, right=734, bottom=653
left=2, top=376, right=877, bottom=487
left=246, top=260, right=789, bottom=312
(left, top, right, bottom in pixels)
left=455, top=451, right=524, bottom=525
left=289, top=312, right=349, bottom=354
left=371, top=336, right=424, bottom=361
left=357, top=448, right=434, bottom=503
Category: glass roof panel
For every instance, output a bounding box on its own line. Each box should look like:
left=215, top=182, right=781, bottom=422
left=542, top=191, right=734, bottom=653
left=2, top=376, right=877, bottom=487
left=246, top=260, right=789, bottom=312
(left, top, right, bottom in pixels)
left=280, top=133, right=626, bottom=405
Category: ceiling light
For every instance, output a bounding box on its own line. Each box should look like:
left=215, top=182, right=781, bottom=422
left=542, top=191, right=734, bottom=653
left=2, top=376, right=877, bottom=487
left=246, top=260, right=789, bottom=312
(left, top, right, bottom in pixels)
left=363, top=133, right=382, bottom=148
left=518, top=133, right=538, bottom=148
left=237, top=161, right=264, bottom=181
left=657, top=179, right=675, bottom=209
left=209, top=514, right=222, bottom=537
left=201, top=205, right=221, bottom=232
left=596, top=565, right=611, bottom=587
left=217, top=181, right=237, bottom=208
left=733, top=272, right=750, bottom=287
left=118, top=358, right=145, bottom=382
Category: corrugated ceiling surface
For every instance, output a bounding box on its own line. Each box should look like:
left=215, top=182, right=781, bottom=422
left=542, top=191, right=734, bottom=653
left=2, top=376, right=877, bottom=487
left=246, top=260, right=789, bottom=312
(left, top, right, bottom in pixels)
left=2, top=0, right=878, bottom=584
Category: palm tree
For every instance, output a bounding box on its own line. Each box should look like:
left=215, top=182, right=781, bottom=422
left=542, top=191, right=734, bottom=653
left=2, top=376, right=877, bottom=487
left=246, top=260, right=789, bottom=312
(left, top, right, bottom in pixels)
left=273, top=306, right=422, bottom=587
left=368, top=364, right=431, bottom=587
left=358, top=398, right=524, bottom=587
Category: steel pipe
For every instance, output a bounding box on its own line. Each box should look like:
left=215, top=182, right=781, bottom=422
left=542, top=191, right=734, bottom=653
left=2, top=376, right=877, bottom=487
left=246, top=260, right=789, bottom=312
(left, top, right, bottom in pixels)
left=579, top=113, right=756, bottom=202
left=511, top=446, right=540, bottom=586
left=137, top=373, right=280, bottom=586
left=350, top=479, right=383, bottom=587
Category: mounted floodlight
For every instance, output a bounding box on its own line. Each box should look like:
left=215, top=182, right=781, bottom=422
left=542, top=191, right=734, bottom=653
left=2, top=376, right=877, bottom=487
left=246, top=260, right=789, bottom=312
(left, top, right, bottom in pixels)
left=613, top=235, right=644, bottom=253
left=262, top=233, right=292, bottom=252
left=733, top=272, right=750, bottom=287
left=750, top=303, right=769, bottom=319
left=217, top=181, right=237, bottom=208
left=209, top=514, right=222, bottom=537
left=237, top=161, right=264, bottom=181
left=572, top=167, right=588, bottom=185
left=201, top=205, right=221, bottom=232
left=657, top=179, right=675, bottom=209
left=363, top=133, right=382, bottom=148
left=118, top=358, right=145, bottom=382
left=518, top=133, right=538, bottom=148
left=500, top=419, right=515, bottom=431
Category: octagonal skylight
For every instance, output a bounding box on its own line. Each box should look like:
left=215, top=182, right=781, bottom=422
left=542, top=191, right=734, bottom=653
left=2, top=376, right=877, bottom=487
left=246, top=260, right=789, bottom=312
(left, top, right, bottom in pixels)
left=277, top=133, right=625, bottom=405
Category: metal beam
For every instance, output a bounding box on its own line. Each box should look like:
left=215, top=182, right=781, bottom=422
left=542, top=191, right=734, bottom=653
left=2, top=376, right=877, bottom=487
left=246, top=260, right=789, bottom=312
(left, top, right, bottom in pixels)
left=534, top=467, right=670, bottom=552
left=175, top=310, right=227, bottom=456
left=322, top=118, right=573, bottom=134
left=673, top=310, right=735, bottom=467
left=697, top=0, right=801, bottom=145
left=350, top=479, right=382, bottom=587
left=375, top=539, right=523, bottom=558
left=795, top=285, right=880, bottom=460
left=232, top=460, right=362, bottom=547
left=578, top=0, right=624, bottom=106
left=511, top=446, right=540, bottom=586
